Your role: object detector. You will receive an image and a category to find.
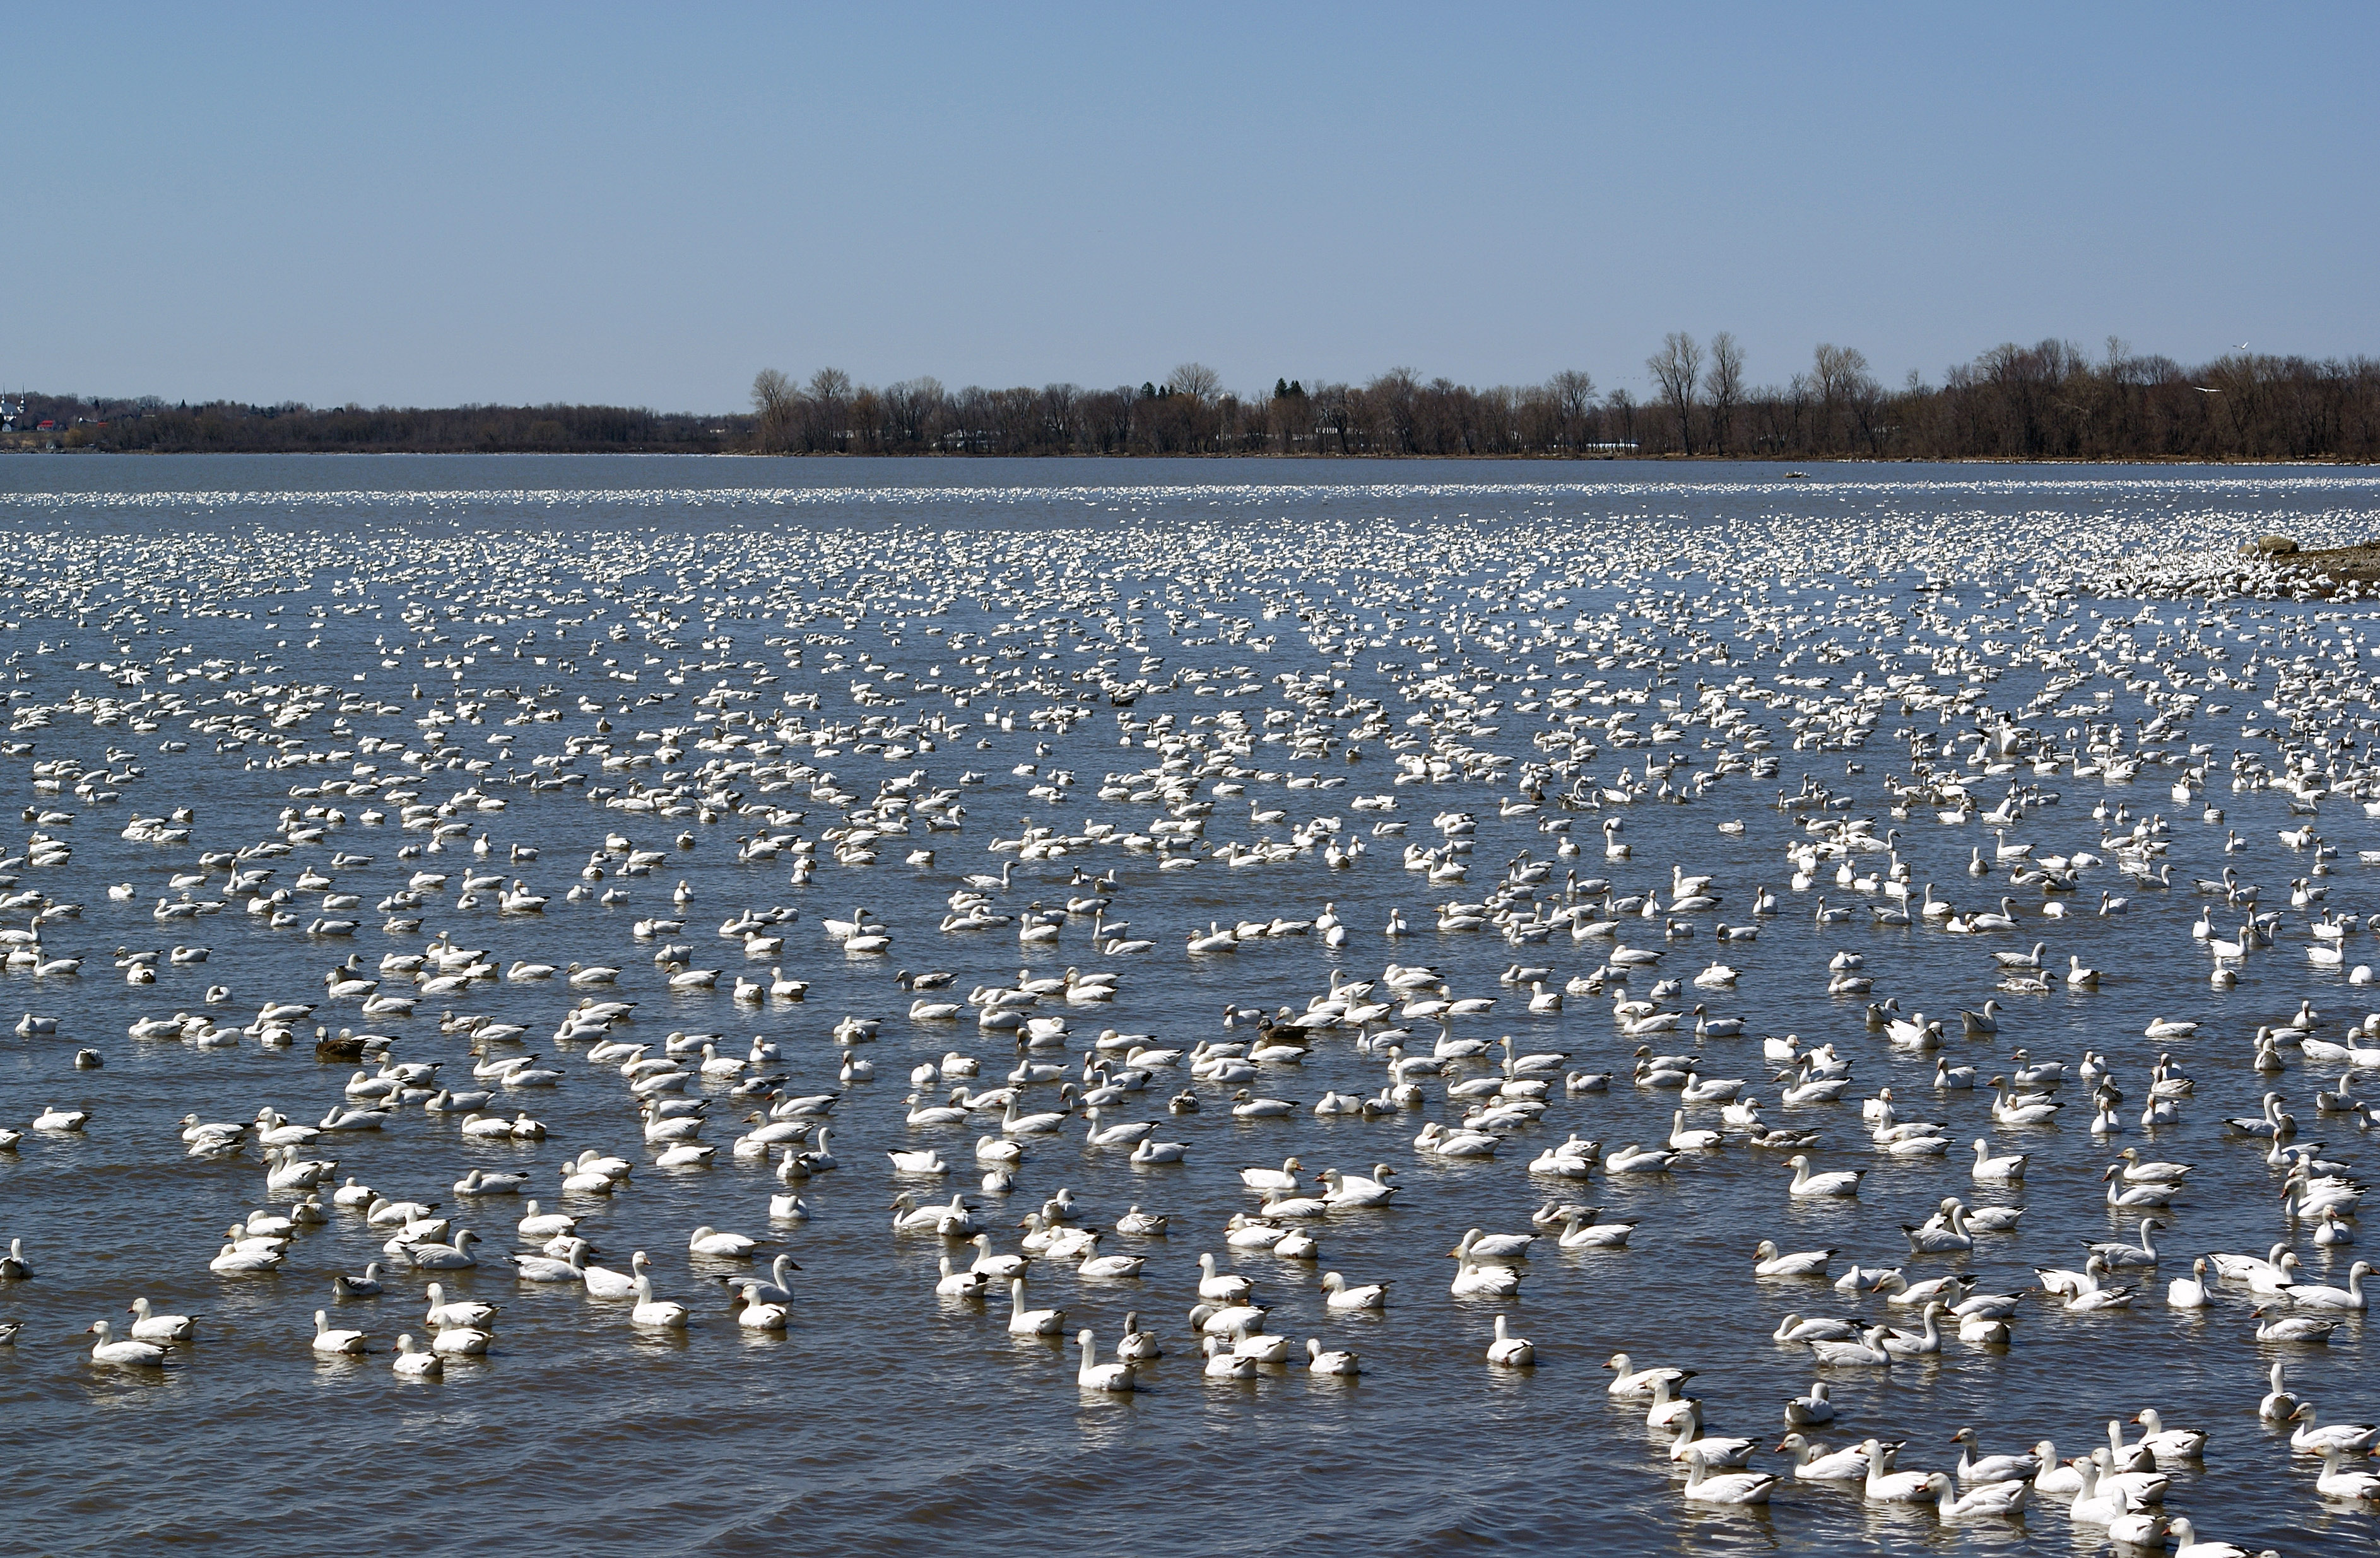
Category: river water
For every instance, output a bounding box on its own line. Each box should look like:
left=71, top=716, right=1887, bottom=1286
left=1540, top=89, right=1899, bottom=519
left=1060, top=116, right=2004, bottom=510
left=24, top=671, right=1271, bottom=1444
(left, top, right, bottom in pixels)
left=1, top=455, right=2376, bottom=1555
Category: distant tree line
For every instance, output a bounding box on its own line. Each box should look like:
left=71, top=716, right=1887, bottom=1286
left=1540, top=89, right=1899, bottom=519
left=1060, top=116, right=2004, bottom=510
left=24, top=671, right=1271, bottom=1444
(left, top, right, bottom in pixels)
left=4, top=396, right=734, bottom=454
left=748, top=342, right=2380, bottom=462
left=13, top=336, right=2379, bottom=461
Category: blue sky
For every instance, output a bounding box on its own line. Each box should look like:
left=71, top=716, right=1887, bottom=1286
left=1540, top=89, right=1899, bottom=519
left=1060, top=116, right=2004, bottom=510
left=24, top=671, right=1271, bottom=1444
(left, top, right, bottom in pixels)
left=8, top=3, right=2373, bottom=411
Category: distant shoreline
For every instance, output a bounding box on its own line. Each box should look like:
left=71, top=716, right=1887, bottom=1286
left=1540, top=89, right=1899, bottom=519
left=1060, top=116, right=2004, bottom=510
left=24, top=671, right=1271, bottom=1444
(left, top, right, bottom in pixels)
left=3, top=446, right=2371, bottom=467
left=11, top=336, right=2379, bottom=463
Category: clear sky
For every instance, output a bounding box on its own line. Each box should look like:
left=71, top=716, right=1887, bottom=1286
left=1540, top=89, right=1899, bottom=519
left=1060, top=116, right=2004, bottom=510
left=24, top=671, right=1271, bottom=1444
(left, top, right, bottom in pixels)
left=8, top=2, right=2374, bottom=413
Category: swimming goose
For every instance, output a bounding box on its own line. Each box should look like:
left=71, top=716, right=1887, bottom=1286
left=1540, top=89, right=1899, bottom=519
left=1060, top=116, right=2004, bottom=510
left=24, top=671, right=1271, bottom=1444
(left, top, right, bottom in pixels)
left=1810, top=1325, right=1892, bottom=1367
left=1075, top=1248, right=1145, bottom=1280
left=311, top=1309, right=369, bottom=1354
left=729, top=1284, right=790, bottom=1331
left=1112, top=1204, right=1168, bottom=1238
left=2280, top=1259, right=2372, bottom=1310
left=2126, top=1409, right=2207, bottom=1461
left=1880, top=1302, right=1945, bottom=1356
left=2209, top=1242, right=2292, bottom=1286
left=85, top=1319, right=167, bottom=1367
left=404, top=1229, right=480, bottom=1270
left=1666, top=1110, right=1723, bottom=1151
left=1485, top=1313, right=1533, bottom=1366
left=1861, top=1440, right=1935, bottom=1501
left=2085, top=1217, right=2163, bottom=1269
left=2160, top=1522, right=2246, bottom=1558
left=2036, top=1254, right=2134, bottom=1311
left=729, top=1254, right=799, bottom=1304
left=579, top=1250, right=645, bottom=1299
left=1190, top=1301, right=1270, bottom=1337
left=2114, top=1147, right=2193, bottom=1181
left=1752, top=1241, right=1830, bottom=1277
left=628, top=1273, right=688, bottom=1328
left=688, top=1226, right=760, bottom=1258
left=1774, top=1433, right=1868, bottom=1480
left=2166, top=1257, right=2214, bottom=1308
left=1970, top=1139, right=2026, bottom=1181
left=505, top=1244, right=580, bottom=1283
left=1926, top=1472, right=2030, bottom=1518
left=1195, top=1251, right=1252, bottom=1303
left=1988, top=1079, right=2061, bottom=1125
left=1200, top=1335, right=1259, bottom=1378
left=1680, top=1457, right=1776, bottom=1504
left=1448, top=1260, right=1520, bottom=1297
left=1228, top=1322, right=1290, bottom=1364
left=421, top=1282, right=497, bottom=1329
left=1772, top=1314, right=1862, bottom=1344
left=2025, top=1441, right=2085, bottom=1497
left=1105, top=1312, right=1161, bottom=1362
left=2287, top=1400, right=2380, bottom=1452
left=2257, top=1363, right=2300, bottom=1424
left=2314, top=1446, right=2380, bottom=1499
left=1449, top=1227, right=1536, bottom=1265
left=1949, top=1427, right=2037, bottom=1483
left=1554, top=1209, right=1635, bottom=1248
left=1902, top=1207, right=1974, bottom=1254
left=1005, top=1277, right=1064, bottom=1335
left=2102, top=1166, right=2174, bottom=1210
left=1665, top=1403, right=1757, bottom=1467
left=2252, top=1306, right=2337, bottom=1344
left=2070, top=1453, right=2169, bottom=1523
left=1321, top=1270, right=1390, bottom=1309
left=967, top=1234, right=1031, bottom=1282
left=1605, top=1354, right=1691, bottom=1398
left=1786, top=1154, right=1862, bottom=1197
left=209, top=1241, right=283, bottom=1275
left=126, top=1297, right=194, bottom=1341
left=1073, top=1329, right=1136, bottom=1391
left=1305, top=1337, right=1360, bottom=1376
left=1315, top=1166, right=1399, bottom=1207
left=1872, top=1272, right=1973, bottom=1309
left=391, top=1333, right=442, bottom=1378
left=1784, top=1381, right=1835, bottom=1425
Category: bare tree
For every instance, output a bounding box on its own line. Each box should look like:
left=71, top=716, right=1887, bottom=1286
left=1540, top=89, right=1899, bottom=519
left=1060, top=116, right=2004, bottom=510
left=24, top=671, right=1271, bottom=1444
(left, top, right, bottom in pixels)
left=1369, top=368, right=1420, bottom=453
left=1546, top=369, right=1596, bottom=451
left=1785, top=372, right=1811, bottom=454
left=1165, top=363, right=1222, bottom=405
left=1039, top=383, right=1080, bottom=448
left=1704, top=333, right=1743, bottom=456
left=1547, top=369, right=1596, bottom=417
left=881, top=377, right=944, bottom=449
left=750, top=368, right=796, bottom=453
left=1646, top=332, right=1703, bottom=454
left=1606, top=387, right=1639, bottom=449
left=804, top=368, right=853, bottom=450
left=1810, top=343, right=1871, bottom=452
left=1311, top=382, right=1354, bottom=455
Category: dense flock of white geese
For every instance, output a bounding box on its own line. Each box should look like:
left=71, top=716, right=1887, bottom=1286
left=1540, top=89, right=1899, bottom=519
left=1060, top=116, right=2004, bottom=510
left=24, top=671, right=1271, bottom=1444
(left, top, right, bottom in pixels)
left=4, top=477, right=2380, bottom=1550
